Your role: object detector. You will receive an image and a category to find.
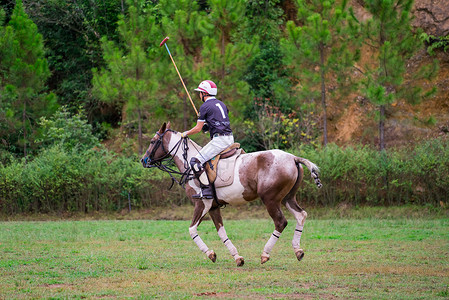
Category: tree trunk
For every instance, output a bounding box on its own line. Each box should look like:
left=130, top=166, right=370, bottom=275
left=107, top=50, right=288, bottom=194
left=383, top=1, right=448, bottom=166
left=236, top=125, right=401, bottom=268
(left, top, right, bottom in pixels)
left=138, top=108, right=142, bottom=156
left=379, top=104, right=385, bottom=151
left=221, top=30, right=225, bottom=82
left=23, top=100, right=27, bottom=164
left=319, top=43, right=328, bottom=146
left=183, top=96, right=188, bottom=131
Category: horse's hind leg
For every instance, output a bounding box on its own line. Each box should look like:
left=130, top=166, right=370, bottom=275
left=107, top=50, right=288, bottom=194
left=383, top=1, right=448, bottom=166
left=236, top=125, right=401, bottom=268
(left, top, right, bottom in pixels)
left=261, top=201, right=288, bottom=264
left=284, top=196, right=307, bottom=261
left=189, top=199, right=216, bottom=262
left=209, top=208, right=244, bottom=267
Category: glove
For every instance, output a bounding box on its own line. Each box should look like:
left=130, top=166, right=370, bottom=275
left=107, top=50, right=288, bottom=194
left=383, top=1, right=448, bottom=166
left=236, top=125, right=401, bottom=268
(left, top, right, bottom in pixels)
left=181, top=131, right=188, bottom=138
left=202, top=123, right=209, bottom=133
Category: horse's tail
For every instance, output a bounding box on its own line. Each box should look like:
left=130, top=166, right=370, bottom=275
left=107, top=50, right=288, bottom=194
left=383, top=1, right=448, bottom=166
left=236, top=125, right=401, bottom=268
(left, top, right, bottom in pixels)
left=295, top=157, right=323, bottom=189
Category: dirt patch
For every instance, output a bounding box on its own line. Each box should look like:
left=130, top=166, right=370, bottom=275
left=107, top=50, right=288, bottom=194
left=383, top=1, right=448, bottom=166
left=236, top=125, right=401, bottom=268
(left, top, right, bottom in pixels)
left=40, top=283, right=73, bottom=289
left=326, top=47, right=449, bottom=148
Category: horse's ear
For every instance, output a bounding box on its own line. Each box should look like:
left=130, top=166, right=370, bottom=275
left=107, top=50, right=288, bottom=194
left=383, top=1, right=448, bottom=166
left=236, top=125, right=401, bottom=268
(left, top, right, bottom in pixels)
left=167, top=121, right=171, bottom=129
left=159, top=122, right=167, bottom=133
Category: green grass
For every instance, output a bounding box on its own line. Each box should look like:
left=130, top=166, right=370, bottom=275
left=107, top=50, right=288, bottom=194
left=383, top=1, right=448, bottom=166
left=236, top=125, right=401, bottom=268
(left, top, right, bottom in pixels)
left=0, top=209, right=448, bottom=299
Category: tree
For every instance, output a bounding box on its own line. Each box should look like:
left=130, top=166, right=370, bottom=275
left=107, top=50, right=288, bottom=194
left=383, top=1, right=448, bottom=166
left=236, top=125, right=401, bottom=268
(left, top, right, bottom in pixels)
left=20, top=0, right=124, bottom=128
left=201, top=0, right=256, bottom=114
left=158, top=0, right=214, bottom=131
left=360, top=0, right=437, bottom=151
left=238, top=0, right=294, bottom=151
left=37, top=106, right=99, bottom=152
left=0, top=0, right=55, bottom=160
left=92, top=0, right=161, bottom=155
left=282, top=0, right=360, bottom=146
left=242, top=0, right=287, bottom=106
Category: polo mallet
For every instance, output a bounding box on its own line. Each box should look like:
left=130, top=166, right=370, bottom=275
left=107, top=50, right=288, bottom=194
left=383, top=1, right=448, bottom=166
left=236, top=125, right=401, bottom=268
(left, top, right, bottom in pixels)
left=159, top=36, right=199, bottom=116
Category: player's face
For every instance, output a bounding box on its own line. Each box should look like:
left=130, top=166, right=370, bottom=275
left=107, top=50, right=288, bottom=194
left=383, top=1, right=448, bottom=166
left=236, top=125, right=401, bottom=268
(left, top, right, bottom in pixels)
left=199, top=92, right=205, bottom=102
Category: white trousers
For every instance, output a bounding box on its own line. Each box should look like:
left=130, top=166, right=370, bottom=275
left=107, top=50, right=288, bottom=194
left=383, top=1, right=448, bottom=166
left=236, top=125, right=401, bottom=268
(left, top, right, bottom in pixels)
left=195, top=135, right=234, bottom=165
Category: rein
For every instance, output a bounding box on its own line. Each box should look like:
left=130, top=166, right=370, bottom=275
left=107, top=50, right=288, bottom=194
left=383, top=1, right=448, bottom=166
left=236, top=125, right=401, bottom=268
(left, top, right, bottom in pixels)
left=145, top=130, right=195, bottom=189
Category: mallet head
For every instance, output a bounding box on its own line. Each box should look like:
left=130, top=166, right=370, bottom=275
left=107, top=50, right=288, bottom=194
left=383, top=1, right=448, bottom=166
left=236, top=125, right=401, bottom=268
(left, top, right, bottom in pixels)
left=159, top=36, right=170, bottom=47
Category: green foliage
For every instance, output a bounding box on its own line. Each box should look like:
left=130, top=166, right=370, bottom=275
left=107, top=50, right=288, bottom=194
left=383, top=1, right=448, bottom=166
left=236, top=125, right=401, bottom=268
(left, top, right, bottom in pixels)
left=24, top=0, right=123, bottom=109
left=1, top=138, right=447, bottom=214
left=242, top=0, right=286, bottom=103
left=92, top=0, right=162, bottom=154
left=360, top=0, right=437, bottom=150
left=0, top=0, right=448, bottom=214
left=237, top=0, right=296, bottom=151
left=294, top=138, right=449, bottom=206
left=421, top=33, right=449, bottom=55
left=37, top=106, right=99, bottom=151
left=201, top=0, right=255, bottom=106
left=283, top=0, right=360, bottom=145
left=0, top=0, right=56, bottom=158
left=0, top=145, right=170, bottom=214
left=242, top=100, right=319, bottom=151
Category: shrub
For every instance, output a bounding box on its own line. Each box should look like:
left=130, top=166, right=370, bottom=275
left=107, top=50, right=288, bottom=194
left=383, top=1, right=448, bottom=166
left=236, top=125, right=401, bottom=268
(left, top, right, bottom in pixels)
left=294, top=138, right=449, bottom=206
left=1, top=138, right=447, bottom=214
left=0, top=145, right=174, bottom=214
left=37, top=106, right=100, bottom=151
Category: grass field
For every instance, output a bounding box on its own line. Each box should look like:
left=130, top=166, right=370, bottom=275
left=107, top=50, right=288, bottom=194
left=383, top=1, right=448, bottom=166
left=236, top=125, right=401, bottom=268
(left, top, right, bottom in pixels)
left=1, top=207, right=448, bottom=299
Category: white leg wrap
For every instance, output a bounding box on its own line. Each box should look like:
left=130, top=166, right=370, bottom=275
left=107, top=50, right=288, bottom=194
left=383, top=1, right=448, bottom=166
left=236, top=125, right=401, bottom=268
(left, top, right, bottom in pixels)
left=189, top=226, right=209, bottom=253
left=285, top=202, right=307, bottom=251
left=263, top=230, right=282, bottom=255
left=292, top=224, right=304, bottom=250
left=218, top=226, right=239, bottom=258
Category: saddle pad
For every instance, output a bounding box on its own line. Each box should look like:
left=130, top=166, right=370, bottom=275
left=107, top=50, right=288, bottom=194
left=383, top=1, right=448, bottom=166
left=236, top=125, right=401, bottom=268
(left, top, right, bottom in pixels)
left=214, top=148, right=243, bottom=188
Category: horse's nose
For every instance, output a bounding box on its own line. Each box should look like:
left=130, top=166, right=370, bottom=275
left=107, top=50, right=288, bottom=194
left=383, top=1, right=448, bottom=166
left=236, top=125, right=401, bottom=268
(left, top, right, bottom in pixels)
left=141, top=157, right=149, bottom=167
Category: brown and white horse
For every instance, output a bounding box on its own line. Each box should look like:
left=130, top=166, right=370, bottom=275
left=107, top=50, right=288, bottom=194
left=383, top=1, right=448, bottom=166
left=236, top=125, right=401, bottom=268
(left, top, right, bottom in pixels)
left=141, top=122, right=322, bottom=266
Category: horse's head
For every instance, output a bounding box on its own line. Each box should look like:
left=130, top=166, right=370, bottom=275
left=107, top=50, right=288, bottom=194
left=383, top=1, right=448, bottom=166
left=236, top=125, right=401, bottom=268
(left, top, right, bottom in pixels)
left=141, top=122, right=174, bottom=168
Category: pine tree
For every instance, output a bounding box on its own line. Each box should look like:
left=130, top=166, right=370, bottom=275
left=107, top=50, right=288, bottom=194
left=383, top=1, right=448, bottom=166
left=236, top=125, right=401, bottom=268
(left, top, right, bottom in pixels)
left=158, top=0, right=215, bottom=130
left=283, top=0, right=360, bottom=146
left=92, top=0, right=161, bottom=155
left=0, top=0, right=54, bottom=160
left=236, top=0, right=293, bottom=151
left=242, top=0, right=286, bottom=107
left=201, top=0, right=255, bottom=110
left=361, top=0, right=437, bottom=151
left=159, top=0, right=256, bottom=132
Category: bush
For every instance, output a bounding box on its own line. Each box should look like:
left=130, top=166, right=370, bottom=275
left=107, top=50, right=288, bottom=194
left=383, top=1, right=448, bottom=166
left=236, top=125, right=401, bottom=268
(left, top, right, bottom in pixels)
left=1, top=138, right=447, bottom=214
left=0, top=145, right=175, bottom=214
left=294, top=138, right=449, bottom=206
left=37, top=106, right=100, bottom=152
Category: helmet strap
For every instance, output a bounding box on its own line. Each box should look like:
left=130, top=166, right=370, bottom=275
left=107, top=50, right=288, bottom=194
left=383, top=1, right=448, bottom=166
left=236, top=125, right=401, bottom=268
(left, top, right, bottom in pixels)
left=201, top=92, right=210, bottom=102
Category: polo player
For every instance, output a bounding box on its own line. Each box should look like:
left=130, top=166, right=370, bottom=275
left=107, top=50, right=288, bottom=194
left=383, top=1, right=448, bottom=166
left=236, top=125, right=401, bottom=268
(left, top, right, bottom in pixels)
left=181, top=80, right=234, bottom=199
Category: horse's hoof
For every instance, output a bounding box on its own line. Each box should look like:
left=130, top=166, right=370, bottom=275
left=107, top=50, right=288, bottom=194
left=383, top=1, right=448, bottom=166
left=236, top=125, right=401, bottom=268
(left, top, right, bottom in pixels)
left=207, top=250, right=216, bottom=263
left=235, top=256, right=245, bottom=267
left=261, top=253, right=270, bottom=264
left=295, top=249, right=305, bottom=261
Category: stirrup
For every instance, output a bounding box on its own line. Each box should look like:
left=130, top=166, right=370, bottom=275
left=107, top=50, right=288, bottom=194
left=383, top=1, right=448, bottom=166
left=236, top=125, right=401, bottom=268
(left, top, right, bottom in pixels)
left=192, top=186, right=214, bottom=199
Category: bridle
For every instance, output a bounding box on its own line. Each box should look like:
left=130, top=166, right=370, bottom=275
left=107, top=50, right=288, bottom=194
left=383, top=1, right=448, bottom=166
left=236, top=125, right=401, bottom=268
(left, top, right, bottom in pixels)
left=142, top=129, right=195, bottom=188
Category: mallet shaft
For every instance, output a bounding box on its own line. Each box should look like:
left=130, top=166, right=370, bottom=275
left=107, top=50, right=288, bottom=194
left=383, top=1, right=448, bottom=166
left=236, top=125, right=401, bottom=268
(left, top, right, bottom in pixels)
left=160, top=37, right=199, bottom=116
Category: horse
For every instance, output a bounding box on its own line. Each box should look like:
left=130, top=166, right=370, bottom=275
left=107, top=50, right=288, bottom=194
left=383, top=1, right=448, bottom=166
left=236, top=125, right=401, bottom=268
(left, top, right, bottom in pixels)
left=141, top=122, right=322, bottom=266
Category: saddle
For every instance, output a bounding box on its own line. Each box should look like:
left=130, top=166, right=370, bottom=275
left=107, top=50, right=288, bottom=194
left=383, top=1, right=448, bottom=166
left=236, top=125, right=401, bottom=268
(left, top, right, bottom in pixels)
left=204, top=143, right=244, bottom=186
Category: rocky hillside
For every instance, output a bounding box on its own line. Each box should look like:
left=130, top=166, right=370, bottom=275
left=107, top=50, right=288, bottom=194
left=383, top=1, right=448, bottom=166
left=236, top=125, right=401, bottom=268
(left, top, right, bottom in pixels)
left=327, top=0, right=449, bottom=148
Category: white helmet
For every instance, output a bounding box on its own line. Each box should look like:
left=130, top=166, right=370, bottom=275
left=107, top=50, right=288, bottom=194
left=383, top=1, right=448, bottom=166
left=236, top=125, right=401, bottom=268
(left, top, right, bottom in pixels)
left=194, top=80, right=217, bottom=96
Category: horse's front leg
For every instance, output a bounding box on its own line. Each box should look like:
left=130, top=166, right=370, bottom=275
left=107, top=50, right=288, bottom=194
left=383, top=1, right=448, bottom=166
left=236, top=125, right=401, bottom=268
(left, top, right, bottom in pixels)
left=189, top=196, right=216, bottom=262
left=209, top=207, right=244, bottom=267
